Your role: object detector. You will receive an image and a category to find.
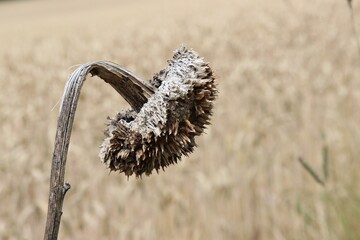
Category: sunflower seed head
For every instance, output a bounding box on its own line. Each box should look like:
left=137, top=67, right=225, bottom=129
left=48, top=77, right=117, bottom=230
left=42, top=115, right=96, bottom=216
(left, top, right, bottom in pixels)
left=99, top=47, right=217, bottom=177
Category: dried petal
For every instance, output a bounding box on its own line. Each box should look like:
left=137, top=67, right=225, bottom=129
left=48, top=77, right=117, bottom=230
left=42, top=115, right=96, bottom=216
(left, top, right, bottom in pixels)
left=99, top=47, right=217, bottom=177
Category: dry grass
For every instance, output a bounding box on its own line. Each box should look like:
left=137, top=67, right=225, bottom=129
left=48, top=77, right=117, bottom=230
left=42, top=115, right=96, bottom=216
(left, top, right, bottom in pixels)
left=0, top=0, right=360, bottom=239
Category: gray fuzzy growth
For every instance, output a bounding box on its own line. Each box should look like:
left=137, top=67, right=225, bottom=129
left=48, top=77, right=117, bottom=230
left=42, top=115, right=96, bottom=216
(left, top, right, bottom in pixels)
left=99, top=47, right=217, bottom=177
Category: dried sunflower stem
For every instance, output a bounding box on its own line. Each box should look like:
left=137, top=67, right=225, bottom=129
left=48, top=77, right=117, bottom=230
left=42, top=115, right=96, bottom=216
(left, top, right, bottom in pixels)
left=43, top=62, right=153, bottom=240
left=44, top=48, right=217, bottom=239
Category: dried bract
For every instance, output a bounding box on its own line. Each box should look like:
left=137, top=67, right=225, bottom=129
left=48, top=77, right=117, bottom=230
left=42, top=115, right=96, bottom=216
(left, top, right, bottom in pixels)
left=99, top=47, right=217, bottom=177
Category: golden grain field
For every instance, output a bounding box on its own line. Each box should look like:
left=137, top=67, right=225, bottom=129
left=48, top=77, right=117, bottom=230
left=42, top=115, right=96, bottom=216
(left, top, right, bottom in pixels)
left=1, top=0, right=360, bottom=239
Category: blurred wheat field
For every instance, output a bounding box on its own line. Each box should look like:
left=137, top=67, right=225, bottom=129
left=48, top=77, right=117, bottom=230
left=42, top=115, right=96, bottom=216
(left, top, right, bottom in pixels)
left=1, top=0, right=360, bottom=239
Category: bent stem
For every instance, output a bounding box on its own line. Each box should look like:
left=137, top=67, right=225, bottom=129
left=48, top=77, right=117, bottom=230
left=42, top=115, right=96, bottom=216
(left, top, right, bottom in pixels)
left=43, top=48, right=217, bottom=239
left=43, top=62, right=152, bottom=240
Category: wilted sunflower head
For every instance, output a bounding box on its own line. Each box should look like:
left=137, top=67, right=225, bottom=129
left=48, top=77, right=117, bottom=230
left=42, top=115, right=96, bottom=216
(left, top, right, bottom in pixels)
left=99, top=47, right=217, bottom=177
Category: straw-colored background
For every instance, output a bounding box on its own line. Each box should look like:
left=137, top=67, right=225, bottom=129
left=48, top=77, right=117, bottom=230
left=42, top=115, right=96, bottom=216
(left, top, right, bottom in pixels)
left=1, top=0, right=359, bottom=239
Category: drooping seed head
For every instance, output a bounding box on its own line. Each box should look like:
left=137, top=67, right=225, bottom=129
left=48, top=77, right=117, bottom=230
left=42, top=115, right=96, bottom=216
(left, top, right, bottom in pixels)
left=99, top=47, right=217, bottom=177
